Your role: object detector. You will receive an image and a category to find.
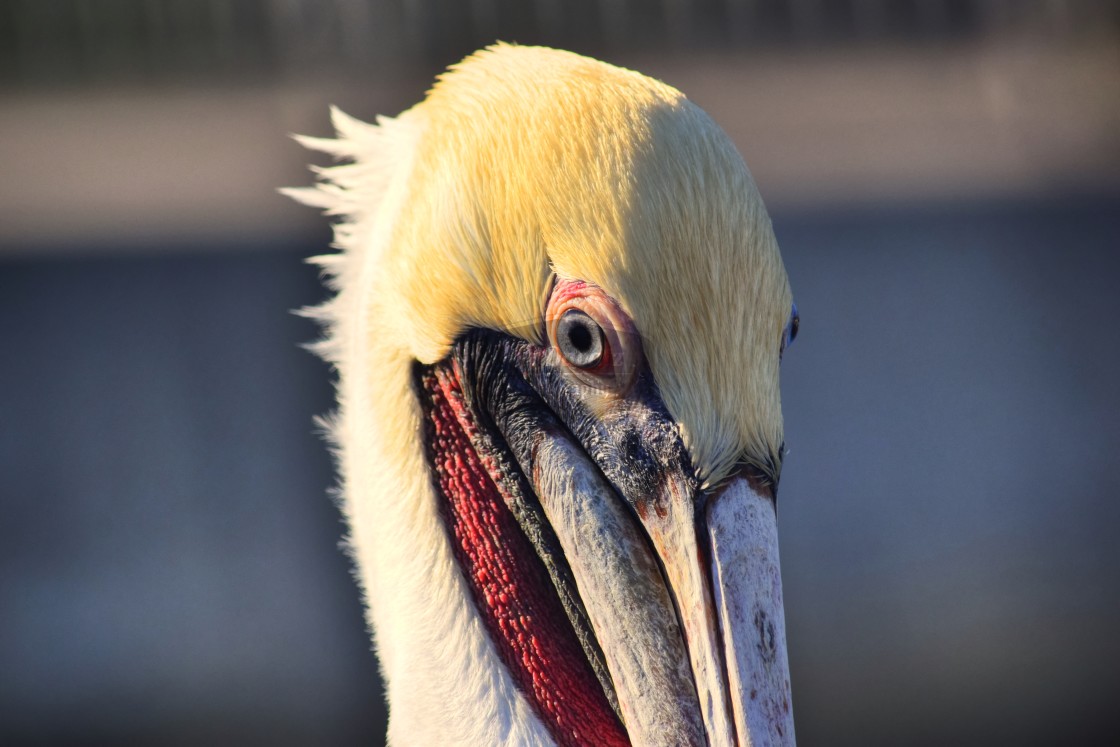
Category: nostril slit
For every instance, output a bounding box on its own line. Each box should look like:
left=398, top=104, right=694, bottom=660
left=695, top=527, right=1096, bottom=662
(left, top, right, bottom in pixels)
left=730, top=459, right=778, bottom=506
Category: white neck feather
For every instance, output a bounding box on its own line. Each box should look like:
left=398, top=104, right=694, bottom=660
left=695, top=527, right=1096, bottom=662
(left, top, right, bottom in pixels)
left=289, top=108, right=556, bottom=745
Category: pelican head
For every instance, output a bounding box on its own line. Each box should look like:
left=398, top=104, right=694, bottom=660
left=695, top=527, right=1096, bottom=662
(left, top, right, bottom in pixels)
left=287, top=44, right=798, bottom=746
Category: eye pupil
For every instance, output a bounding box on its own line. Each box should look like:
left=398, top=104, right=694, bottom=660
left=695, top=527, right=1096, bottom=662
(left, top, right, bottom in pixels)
left=568, top=323, right=593, bottom=352
left=557, top=309, right=604, bottom=368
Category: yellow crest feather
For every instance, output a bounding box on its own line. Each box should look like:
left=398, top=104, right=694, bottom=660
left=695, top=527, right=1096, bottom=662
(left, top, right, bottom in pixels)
left=295, top=43, right=792, bottom=487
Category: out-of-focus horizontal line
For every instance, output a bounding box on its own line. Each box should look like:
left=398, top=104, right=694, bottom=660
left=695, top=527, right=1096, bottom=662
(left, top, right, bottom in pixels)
left=5, top=0, right=1114, bottom=90
left=1, top=42, right=1117, bottom=256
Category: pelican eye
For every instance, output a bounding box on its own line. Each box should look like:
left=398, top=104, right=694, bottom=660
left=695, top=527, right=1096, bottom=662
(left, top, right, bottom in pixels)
left=557, top=309, right=604, bottom=369
left=781, top=303, right=799, bottom=359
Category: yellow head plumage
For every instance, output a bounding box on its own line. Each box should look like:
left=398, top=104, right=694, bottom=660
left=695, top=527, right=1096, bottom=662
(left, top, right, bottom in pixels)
left=290, top=43, right=792, bottom=489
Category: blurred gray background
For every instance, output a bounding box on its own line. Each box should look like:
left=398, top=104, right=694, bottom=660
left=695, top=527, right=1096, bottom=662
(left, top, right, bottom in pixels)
left=2, top=1, right=1118, bottom=745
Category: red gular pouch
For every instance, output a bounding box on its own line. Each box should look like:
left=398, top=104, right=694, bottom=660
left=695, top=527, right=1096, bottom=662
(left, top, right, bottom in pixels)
left=417, top=364, right=630, bottom=747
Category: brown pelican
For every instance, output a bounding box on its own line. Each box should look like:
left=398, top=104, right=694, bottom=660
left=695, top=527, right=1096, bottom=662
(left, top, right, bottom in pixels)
left=286, top=44, right=799, bottom=747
